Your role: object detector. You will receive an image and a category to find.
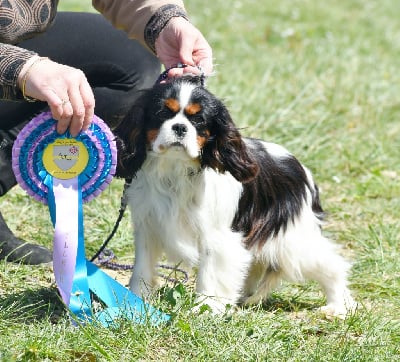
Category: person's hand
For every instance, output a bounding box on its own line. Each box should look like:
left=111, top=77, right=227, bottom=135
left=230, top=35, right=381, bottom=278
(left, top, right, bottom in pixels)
left=18, top=56, right=95, bottom=137
left=155, top=17, right=213, bottom=78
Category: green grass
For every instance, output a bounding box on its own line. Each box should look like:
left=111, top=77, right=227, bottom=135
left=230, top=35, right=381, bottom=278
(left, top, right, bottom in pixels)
left=1, top=0, right=399, bottom=360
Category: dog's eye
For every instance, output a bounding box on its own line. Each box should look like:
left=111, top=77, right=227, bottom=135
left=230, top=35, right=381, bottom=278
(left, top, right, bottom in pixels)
left=157, top=107, right=176, bottom=118
left=190, top=117, right=209, bottom=137
left=189, top=115, right=206, bottom=126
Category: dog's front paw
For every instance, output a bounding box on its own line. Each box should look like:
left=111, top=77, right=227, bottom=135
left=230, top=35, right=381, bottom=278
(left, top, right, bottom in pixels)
left=242, top=293, right=264, bottom=306
left=193, top=295, right=235, bottom=315
left=319, top=299, right=358, bottom=320
left=129, top=278, right=153, bottom=300
left=192, top=296, right=237, bottom=315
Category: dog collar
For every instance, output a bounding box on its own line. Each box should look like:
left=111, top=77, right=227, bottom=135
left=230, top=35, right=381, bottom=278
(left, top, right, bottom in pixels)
left=156, top=62, right=206, bottom=86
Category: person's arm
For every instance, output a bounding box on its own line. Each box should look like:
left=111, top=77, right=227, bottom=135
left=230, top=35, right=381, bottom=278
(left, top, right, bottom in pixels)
left=92, top=0, right=186, bottom=52
left=93, top=0, right=213, bottom=76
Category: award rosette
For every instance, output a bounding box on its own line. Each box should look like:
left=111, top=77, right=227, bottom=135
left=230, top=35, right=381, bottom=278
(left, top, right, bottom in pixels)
left=12, top=111, right=169, bottom=326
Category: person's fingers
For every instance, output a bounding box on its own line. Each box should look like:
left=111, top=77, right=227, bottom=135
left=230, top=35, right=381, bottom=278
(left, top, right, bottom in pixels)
left=41, top=88, right=64, bottom=119
left=40, top=88, right=71, bottom=134
left=176, top=38, right=197, bottom=67
left=56, top=98, right=74, bottom=135
left=167, top=65, right=200, bottom=78
left=66, top=92, right=84, bottom=137
left=189, top=35, right=213, bottom=75
left=195, top=54, right=213, bottom=76
left=65, top=69, right=95, bottom=136
left=80, top=77, right=95, bottom=132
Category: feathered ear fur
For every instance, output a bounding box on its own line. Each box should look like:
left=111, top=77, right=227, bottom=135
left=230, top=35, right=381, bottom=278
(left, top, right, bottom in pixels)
left=114, top=104, right=147, bottom=179
left=201, top=103, right=259, bottom=183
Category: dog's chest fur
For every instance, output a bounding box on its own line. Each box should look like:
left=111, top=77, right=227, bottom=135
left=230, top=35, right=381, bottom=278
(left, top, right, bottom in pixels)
left=127, top=151, right=243, bottom=266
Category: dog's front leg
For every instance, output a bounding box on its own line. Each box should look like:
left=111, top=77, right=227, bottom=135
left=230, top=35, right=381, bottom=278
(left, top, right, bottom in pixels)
left=194, top=232, right=252, bottom=314
left=129, top=228, right=160, bottom=299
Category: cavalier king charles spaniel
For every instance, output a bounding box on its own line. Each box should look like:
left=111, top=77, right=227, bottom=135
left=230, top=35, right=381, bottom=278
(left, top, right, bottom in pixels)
left=114, top=75, right=356, bottom=317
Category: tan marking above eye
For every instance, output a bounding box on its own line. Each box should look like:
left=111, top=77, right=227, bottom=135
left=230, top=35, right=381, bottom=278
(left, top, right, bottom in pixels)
left=164, top=98, right=180, bottom=113
left=185, top=103, right=202, bottom=116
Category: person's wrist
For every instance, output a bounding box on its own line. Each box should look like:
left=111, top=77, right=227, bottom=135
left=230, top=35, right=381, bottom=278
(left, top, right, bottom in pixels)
left=17, top=56, right=49, bottom=102
left=144, top=4, right=188, bottom=54
left=17, top=55, right=41, bottom=89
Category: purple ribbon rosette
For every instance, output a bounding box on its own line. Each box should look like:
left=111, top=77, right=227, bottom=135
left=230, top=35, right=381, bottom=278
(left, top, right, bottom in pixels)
left=11, top=111, right=169, bottom=326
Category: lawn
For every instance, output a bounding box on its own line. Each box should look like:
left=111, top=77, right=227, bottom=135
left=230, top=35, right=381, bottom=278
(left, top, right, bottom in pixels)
left=1, top=0, right=399, bottom=361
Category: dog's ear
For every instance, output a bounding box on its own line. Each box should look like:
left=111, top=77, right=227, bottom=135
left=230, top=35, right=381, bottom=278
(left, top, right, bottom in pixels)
left=114, top=105, right=147, bottom=178
left=201, top=104, right=259, bottom=183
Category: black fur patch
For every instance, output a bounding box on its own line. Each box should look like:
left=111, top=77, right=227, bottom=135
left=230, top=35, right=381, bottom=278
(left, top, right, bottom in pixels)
left=232, top=139, right=324, bottom=249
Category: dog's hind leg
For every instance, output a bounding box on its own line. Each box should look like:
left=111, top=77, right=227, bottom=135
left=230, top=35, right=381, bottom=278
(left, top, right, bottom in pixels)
left=302, top=237, right=357, bottom=318
left=248, top=223, right=357, bottom=317
left=241, top=263, right=283, bottom=306
left=286, top=232, right=357, bottom=318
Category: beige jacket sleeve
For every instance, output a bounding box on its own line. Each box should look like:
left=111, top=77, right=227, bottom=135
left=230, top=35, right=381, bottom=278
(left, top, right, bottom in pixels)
left=92, top=0, right=186, bottom=50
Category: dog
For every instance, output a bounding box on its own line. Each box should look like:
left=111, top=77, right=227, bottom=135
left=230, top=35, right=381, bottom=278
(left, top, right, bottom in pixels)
left=114, top=75, right=356, bottom=317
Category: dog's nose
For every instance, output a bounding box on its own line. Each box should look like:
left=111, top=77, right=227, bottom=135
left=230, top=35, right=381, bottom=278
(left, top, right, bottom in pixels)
left=172, top=123, right=188, bottom=138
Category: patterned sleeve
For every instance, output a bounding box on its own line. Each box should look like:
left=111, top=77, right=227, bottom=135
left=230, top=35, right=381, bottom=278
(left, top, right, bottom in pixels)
left=144, top=4, right=188, bottom=54
left=0, top=0, right=58, bottom=101
left=92, top=0, right=187, bottom=53
left=0, top=44, right=36, bottom=100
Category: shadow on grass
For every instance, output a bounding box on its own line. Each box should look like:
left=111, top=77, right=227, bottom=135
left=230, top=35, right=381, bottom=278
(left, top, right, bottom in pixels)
left=241, top=295, right=322, bottom=314
left=0, top=286, right=66, bottom=325
left=262, top=296, right=320, bottom=312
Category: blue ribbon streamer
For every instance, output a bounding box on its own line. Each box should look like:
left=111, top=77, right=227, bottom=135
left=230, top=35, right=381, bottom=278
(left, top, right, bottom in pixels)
left=46, top=168, right=170, bottom=327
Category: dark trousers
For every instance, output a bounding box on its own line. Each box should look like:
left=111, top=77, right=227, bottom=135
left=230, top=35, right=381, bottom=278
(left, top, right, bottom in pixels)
left=0, top=12, right=160, bottom=195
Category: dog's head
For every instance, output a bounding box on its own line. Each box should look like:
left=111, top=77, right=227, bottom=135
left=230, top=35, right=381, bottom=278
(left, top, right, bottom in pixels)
left=114, top=75, right=259, bottom=182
